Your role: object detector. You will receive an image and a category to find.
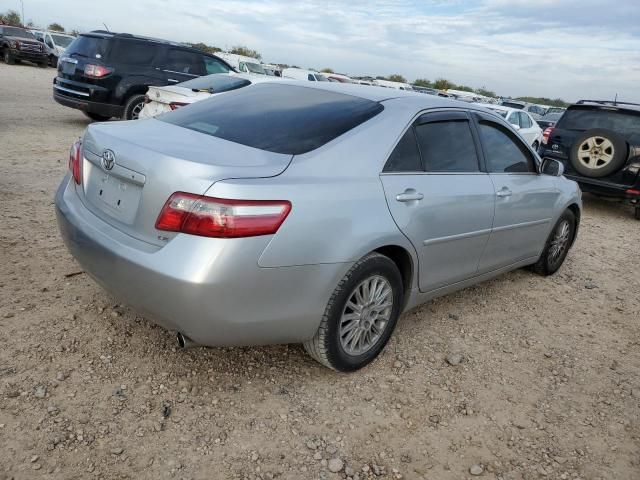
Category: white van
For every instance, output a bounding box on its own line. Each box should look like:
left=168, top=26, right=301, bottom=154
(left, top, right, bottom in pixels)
left=282, top=68, right=329, bottom=82
left=30, top=30, right=75, bottom=67
left=216, top=52, right=267, bottom=75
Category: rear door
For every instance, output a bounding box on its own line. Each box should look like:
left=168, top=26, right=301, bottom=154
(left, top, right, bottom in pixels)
left=474, top=113, right=559, bottom=271
left=160, top=48, right=207, bottom=84
left=380, top=110, right=496, bottom=292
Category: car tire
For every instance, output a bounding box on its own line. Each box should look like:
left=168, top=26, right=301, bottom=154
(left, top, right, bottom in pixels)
left=4, top=50, right=15, bottom=65
left=38, top=60, right=47, bottom=68
left=635, top=206, right=640, bottom=221
left=83, top=112, right=112, bottom=122
left=49, top=55, right=58, bottom=68
left=569, top=129, right=627, bottom=178
left=303, top=252, right=404, bottom=372
left=531, top=209, right=576, bottom=276
left=123, top=94, right=146, bottom=120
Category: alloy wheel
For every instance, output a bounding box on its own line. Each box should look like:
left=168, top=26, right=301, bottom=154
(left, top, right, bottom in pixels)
left=338, top=275, right=393, bottom=356
left=548, top=219, right=570, bottom=266
left=577, top=136, right=614, bottom=170
left=131, top=102, right=144, bottom=120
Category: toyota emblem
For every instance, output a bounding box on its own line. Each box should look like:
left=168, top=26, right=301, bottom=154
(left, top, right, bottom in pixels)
left=101, top=149, right=116, bottom=171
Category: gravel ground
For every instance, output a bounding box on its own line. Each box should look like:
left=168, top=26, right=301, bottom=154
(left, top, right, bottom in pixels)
left=0, top=62, right=639, bottom=480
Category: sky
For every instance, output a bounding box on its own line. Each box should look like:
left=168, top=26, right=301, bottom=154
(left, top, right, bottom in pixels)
left=3, top=0, right=639, bottom=102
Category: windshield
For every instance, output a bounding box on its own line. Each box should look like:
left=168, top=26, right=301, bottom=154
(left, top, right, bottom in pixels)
left=501, top=101, right=525, bottom=109
left=2, top=27, right=35, bottom=39
left=51, top=34, right=74, bottom=48
left=242, top=62, right=266, bottom=75
left=556, top=107, right=640, bottom=134
left=314, top=74, right=329, bottom=82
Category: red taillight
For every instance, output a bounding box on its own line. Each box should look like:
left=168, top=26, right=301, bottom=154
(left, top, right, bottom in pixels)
left=542, top=126, right=555, bottom=145
left=84, top=64, right=113, bottom=78
left=155, top=192, right=291, bottom=238
left=68, top=139, right=82, bottom=185
left=626, top=189, right=640, bottom=196
left=169, top=102, right=189, bottom=110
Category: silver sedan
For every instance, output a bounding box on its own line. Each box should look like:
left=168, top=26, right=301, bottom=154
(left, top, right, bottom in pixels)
left=55, top=82, right=582, bottom=371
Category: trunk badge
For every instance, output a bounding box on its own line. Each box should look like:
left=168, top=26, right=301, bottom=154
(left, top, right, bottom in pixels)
left=101, top=150, right=116, bottom=171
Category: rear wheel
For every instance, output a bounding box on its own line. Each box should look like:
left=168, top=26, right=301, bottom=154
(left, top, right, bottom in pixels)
left=304, top=252, right=403, bottom=372
left=83, top=112, right=111, bottom=122
left=4, top=50, right=15, bottom=65
left=49, top=55, right=58, bottom=68
left=531, top=210, right=576, bottom=276
left=635, top=206, right=640, bottom=221
left=38, top=60, right=47, bottom=68
left=123, top=94, right=146, bottom=120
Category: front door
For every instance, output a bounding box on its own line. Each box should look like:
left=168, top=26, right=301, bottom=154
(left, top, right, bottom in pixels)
left=474, top=114, right=561, bottom=272
left=380, top=111, right=496, bottom=292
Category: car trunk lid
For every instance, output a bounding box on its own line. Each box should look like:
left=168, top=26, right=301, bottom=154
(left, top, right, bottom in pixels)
left=77, top=119, right=293, bottom=246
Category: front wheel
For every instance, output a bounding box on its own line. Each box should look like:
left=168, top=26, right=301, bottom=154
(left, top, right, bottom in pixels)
left=4, top=50, right=15, bottom=64
left=49, top=55, right=58, bottom=68
left=531, top=210, right=576, bottom=276
left=304, top=252, right=404, bottom=372
left=123, top=94, right=146, bottom=120
left=635, top=206, right=640, bottom=221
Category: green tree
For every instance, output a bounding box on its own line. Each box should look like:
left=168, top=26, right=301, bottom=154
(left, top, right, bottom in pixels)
left=456, top=85, right=474, bottom=92
left=413, top=78, right=433, bottom=88
left=48, top=22, right=65, bottom=32
left=1, top=10, right=22, bottom=26
left=387, top=74, right=407, bottom=83
left=321, top=67, right=334, bottom=74
left=189, top=42, right=221, bottom=54
left=433, top=78, right=454, bottom=90
left=230, top=46, right=261, bottom=60
left=516, top=96, right=568, bottom=108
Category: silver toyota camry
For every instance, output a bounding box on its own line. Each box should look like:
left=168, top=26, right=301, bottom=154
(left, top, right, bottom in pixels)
left=56, top=82, right=582, bottom=371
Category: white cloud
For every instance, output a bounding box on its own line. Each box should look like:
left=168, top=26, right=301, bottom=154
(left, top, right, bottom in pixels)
left=4, top=0, right=638, bottom=101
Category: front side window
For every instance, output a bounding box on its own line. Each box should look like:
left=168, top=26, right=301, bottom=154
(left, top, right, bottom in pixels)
left=51, top=34, right=74, bottom=48
left=414, top=120, right=479, bottom=172
left=307, top=74, right=316, bottom=81
left=478, top=121, right=536, bottom=173
left=383, top=128, right=422, bottom=172
left=204, top=56, right=229, bottom=74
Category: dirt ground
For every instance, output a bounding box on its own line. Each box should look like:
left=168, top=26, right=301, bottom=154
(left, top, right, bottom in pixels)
left=0, top=62, right=639, bottom=480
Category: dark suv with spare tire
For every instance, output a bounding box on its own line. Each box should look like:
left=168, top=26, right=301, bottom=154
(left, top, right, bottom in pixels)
left=53, top=31, right=233, bottom=121
left=539, top=100, right=640, bottom=219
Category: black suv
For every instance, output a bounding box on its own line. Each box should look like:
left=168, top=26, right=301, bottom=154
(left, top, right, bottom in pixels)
left=0, top=25, right=47, bottom=67
left=539, top=100, right=640, bottom=219
left=53, top=31, right=233, bottom=121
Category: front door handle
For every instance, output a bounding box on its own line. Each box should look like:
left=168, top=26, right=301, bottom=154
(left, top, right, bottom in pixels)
left=167, top=78, right=179, bottom=83
left=396, top=190, right=424, bottom=202
left=496, top=187, right=512, bottom=198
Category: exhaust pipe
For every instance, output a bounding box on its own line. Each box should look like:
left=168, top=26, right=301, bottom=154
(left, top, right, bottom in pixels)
left=176, top=332, right=197, bottom=349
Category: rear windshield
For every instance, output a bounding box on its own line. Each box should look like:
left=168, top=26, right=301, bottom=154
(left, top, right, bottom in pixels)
left=556, top=107, right=640, bottom=134
left=501, top=101, right=525, bottom=109
left=160, top=84, right=384, bottom=155
left=178, top=74, right=251, bottom=93
left=2, top=27, right=35, bottom=39
left=65, top=35, right=110, bottom=59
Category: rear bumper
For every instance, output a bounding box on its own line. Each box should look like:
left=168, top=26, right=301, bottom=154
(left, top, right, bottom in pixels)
left=55, top=175, right=349, bottom=346
left=564, top=174, right=640, bottom=202
left=53, top=88, right=124, bottom=118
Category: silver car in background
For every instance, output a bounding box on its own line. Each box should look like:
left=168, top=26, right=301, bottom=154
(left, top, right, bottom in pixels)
left=55, top=82, right=581, bottom=371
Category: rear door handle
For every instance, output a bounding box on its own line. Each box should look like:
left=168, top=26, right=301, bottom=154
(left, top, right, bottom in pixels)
left=167, top=78, right=179, bottom=83
left=496, top=187, right=512, bottom=198
left=396, top=190, right=424, bottom=202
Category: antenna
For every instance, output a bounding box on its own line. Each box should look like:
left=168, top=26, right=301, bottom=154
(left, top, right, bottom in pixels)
left=614, top=93, right=618, bottom=105
left=103, top=23, right=110, bottom=32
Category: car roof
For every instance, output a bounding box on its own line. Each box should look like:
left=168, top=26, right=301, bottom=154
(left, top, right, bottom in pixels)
left=83, top=30, right=193, bottom=48
left=572, top=100, right=640, bottom=113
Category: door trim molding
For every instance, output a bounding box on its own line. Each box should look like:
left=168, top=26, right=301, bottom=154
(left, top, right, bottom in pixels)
left=492, top=218, right=551, bottom=233
left=423, top=228, right=492, bottom=246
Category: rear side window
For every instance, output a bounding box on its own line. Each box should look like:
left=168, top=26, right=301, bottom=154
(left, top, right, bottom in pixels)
left=307, top=74, right=316, bottom=81
left=164, top=49, right=205, bottom=75
left=557, top=108, right=640, bottom=134
left=65, top=35, right=109, bottom=59
left=415, top=120, right=479, bottom=172
left=520, top=112, right=533, bottom=128
left=109, top=39, right=157, bottom=64
left=160, top=84, right=384, bottom=155
left=383, top=128, right=422, bottom=172
left=478, top=121, right=536, bottom=173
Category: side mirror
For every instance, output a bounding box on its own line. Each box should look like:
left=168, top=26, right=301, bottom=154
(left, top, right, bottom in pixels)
left=541, top=158, right=564, bottom=177
left=512, top=124, right=521, bottom=131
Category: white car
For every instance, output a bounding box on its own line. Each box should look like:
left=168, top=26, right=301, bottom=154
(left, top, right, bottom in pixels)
left=475, top=103, right=543, bottom=149
left=374, top=79, right=414, bottom=91
left=30, top=30, right=75, bottom=67
left=139, top=73, right=278, bottom=119
left=282, top=68, right=329, bottom=82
